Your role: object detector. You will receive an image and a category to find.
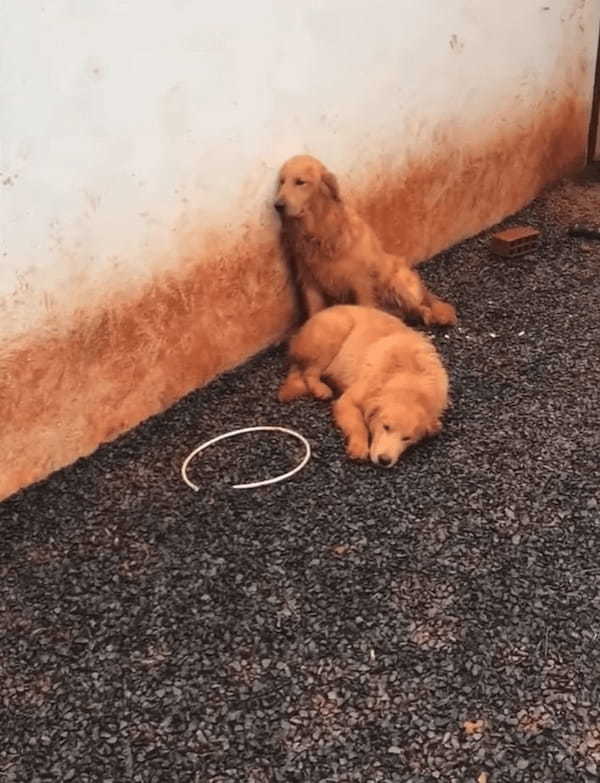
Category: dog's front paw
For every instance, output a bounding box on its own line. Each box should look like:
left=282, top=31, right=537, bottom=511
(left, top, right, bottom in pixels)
left=345, top=438, right=369, bottom=461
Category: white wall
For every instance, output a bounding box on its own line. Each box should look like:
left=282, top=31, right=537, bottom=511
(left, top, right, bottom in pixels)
left=2, top=0, right=599, bottom=339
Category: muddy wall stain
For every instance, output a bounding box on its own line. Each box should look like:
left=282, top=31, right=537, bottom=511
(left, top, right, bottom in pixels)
left=356, top=93, right=588, bottom=262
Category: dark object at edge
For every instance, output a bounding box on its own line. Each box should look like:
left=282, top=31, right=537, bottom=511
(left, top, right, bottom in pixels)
left=568, top=224, right=600, bottom=240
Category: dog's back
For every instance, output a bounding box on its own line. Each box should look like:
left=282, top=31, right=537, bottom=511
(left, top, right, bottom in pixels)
left=342, top=309, right=448, bottom=408
left=289, top=304, right=445, bottom=395
left=385, top=329, right=449, bottom=414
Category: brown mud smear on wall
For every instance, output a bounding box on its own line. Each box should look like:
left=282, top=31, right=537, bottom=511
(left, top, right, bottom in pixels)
left=0, top=91, right=589, bottom=501
left=354, top=94, right=588, bottom=264
left=0, top=235, right=295, bottom=501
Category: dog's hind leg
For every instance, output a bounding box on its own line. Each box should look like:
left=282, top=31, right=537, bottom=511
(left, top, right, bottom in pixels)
left=389, top=264, right=456, bottom=327
left=288, top=308, right=355, bottom=400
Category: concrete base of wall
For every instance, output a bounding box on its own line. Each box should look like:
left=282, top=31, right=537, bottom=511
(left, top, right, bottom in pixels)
left=0, top=90, right=588, bottom=502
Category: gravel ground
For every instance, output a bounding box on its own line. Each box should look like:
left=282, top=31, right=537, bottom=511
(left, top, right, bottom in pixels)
left=2, top=176, right=600, bottom=783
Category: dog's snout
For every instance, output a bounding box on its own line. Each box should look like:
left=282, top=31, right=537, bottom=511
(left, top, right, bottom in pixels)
left=376, top=455, right=392, bottom=467
left=274, top=200, right=285, bottom=213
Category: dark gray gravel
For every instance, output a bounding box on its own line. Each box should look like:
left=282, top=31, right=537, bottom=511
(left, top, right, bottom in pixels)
left=2, top=182, right=600, bottom=783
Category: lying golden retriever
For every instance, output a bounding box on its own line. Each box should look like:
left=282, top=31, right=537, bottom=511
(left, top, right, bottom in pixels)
left=275, top=155, right=456, bottom=327
left=278, top=305, right=449, bottom=466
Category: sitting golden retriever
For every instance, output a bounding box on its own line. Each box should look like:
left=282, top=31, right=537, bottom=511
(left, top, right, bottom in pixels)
left=275, top=155, right=456, bottom=327
left=278, top=305, right=449, bottom=466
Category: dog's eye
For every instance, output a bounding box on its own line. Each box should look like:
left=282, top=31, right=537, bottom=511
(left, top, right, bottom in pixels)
left=402, top=436, right=411, bottom=442
left=295, top=178, right=307, bottom=186
left=383, top=425, right=391, bottom=432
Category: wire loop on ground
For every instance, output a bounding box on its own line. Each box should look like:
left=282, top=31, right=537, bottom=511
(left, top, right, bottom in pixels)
left=181, top=426, right=311, bottom=491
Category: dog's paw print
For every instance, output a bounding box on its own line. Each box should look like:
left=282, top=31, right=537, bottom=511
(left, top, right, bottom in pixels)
left=449, top=34, right=465, bottom=52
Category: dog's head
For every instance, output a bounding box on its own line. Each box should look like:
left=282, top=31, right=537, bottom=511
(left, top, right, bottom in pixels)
left=274, top=155, right=340, bottom=220
left=365, top=394, right=441, bottom=468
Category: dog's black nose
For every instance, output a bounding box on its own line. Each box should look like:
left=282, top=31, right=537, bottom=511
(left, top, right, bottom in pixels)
left=274, top=200, right=285, bottom=213
left=377, top=455, right=392, bottom=467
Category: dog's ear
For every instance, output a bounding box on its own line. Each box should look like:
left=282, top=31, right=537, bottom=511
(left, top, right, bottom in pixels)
left=320, top=169, right=341, bottom=201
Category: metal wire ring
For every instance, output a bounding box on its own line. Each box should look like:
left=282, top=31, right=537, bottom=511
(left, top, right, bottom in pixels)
left=181, top=426, right=311, bottom=491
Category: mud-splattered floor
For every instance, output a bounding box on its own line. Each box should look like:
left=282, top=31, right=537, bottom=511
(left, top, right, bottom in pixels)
left=2, top=170, right=600, bottom=783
